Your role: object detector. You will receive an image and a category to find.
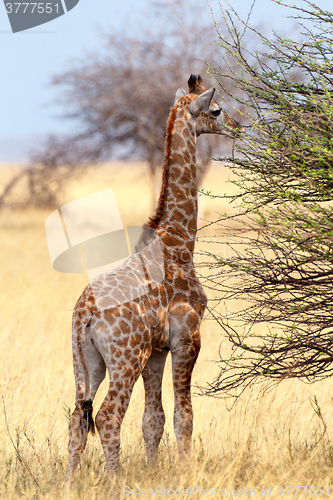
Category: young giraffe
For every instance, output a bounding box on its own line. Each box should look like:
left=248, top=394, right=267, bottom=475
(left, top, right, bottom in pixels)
left=67, top=74, right=241, bottom=479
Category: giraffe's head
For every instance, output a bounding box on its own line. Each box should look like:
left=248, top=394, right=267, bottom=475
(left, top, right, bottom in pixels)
left=174, top=74, right=244, bottom=138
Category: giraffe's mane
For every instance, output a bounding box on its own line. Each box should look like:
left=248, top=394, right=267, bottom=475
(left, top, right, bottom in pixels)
left=147, top=103, right=179, bottom=229
left=146, top=80, right=205, bottom=229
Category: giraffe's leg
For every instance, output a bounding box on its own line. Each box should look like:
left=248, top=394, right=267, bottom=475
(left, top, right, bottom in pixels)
left=67, top=333, right=106, bottom=481
left=170, top=332, right=201, bottom=460
left=95, top=344, right=151, bottom=476
left=141, top=348, right=169, bottom=466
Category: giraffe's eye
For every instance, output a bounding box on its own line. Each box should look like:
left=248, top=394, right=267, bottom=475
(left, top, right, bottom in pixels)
left=211, top=109, right=221, bottom=117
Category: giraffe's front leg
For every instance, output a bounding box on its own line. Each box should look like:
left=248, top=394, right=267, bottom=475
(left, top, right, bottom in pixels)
left=142, top=348, right=169, bottom=466
left=170, top=332, right=201, bottom=460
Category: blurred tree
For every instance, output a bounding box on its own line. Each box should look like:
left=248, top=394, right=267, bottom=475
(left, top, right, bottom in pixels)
left=198, top=0, right=333, bottom=398
left=0, top=0, right=244, bottom=209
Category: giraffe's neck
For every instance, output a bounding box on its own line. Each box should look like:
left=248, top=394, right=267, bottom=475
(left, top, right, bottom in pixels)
left=149, top=102, right=198, bottom=264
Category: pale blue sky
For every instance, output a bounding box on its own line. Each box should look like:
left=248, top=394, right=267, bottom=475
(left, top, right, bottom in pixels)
left=1, top=0, right=332, bottom=161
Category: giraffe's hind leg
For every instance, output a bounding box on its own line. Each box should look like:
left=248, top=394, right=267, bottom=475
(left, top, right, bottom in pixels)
left=95, top=340, right=152, bottom=476
left=142, top=348, right=169, bottom=466
left=67, top=330, right=106, bottom=481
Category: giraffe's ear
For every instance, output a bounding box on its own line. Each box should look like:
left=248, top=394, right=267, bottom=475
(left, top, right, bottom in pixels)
left=188, top=88, right=215, bottom=117
left=174, top=88, right=186, bottom=106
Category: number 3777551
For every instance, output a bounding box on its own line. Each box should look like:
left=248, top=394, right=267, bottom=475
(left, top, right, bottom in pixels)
left=5, top=3, right=60, bottom=14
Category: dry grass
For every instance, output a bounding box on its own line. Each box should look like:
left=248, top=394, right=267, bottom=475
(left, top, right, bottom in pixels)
left=0, top=162, right=333, bottom=499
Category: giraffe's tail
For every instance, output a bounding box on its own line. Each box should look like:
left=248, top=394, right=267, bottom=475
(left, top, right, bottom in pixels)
left=74, top=316, right=96, bottom=435
left=81, top=399, right=95, bottom=435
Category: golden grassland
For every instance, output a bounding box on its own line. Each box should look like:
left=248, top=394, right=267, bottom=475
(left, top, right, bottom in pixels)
left=0, top=162, right=333, bottom=499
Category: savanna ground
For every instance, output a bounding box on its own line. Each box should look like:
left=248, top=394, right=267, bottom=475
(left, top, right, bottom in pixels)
left=1, top=162, right=333, bottom=499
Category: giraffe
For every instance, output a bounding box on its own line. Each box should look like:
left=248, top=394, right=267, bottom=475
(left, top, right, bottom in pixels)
left=66, top=74, right=242, bottom=479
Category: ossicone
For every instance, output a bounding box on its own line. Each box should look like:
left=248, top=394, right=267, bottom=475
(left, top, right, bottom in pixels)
left=188, top=74, right=205, bottom=95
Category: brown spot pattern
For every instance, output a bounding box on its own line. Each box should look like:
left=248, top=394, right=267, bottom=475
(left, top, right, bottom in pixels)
left=66, top=73, right=236, bottom=481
